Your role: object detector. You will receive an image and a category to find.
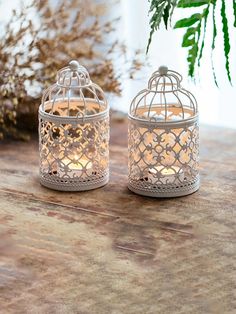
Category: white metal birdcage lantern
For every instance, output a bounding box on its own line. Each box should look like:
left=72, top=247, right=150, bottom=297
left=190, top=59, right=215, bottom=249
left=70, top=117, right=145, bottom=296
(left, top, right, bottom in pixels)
left=128, top=66, right=199, bottom=197
left=39, top=60, right=109, bottom=191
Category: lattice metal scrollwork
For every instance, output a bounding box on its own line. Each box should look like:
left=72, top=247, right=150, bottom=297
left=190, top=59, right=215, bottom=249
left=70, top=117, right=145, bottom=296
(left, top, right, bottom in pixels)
left=128, top=66, right=199, bottom=197
left=39, top=60, right=109, bottom=191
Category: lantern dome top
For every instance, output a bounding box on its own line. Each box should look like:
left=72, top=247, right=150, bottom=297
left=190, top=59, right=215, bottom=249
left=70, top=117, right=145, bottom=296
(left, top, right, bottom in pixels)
left=56, top=60, right=91, bottom=88
left=40, top=60, right=108, bottom=120
left=129, top=66, right=198, bottom=123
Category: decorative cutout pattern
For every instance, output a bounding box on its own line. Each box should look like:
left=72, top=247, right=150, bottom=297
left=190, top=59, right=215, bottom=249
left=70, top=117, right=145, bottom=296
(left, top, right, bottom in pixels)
left=39, top=115, right=109, bottom=191
left=128, top=67, right=199, bottom=197
left=39, top=61, right=109, bottom=191
left=128, top=120, right=199, bottom=197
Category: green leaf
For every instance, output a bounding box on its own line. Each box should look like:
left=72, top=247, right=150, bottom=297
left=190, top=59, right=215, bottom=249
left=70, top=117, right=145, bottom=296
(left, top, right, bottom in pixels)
left=211, top=2, right=218, bottom=86
left=211, top=1, right=217, bottom=50
left=221, top=0, right=232, bottom=83
left=147, top=0, right=233, bottom=84
left=180, top=20, right=201, bottom=77
left=198, top=6, right=210, bottom=66
left=174, top=13, right=202, bottom=28
left=178, top=0, right=210, bottom=8
left=233, top=0, right=236, bottom=27
left=146, top=0, right=178, bottom=53
left=188, top=42, right=199, bottom=77
left=211, top=59, right=219, bottom=87
left=182, top=27, right=196, bottom=47
left=170, top=0, right=178, bottom=22
left=163, top=1, right=171, bottom=29
left=146, top=1, right=166, bottom=53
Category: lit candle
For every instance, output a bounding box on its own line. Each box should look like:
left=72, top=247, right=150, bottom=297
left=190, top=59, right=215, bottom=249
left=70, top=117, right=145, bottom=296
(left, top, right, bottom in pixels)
left=58, top=155, right=92, bottom=177
left=149, top=165, right=184, bottom=184
left=63, top=156, right=92, bottom=170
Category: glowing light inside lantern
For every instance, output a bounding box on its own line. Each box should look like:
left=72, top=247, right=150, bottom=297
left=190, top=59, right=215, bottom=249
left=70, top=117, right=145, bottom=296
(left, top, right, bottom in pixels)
left=152, top=166, right=180, bottom=175
left=63, top=156, right=92, bottom=170
left=149, top=165, right=184, bottom=184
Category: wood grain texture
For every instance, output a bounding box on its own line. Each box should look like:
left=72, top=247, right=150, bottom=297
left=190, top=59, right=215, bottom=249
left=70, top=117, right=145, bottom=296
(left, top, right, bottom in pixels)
left=0, top=119, right=236, bottom=314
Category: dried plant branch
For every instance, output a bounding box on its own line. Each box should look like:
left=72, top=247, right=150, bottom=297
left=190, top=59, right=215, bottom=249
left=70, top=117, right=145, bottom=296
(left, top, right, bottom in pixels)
left=0, top=0, right=142, bottom=140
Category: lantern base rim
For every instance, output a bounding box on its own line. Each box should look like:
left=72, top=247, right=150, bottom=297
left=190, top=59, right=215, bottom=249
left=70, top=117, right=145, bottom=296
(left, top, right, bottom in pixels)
left=40, top=174, right=109, bottom=192
left=128, top=177, right=200, bottom=198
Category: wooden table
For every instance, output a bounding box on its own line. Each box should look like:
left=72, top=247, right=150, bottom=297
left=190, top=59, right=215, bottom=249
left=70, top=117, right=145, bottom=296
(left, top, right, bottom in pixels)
left=0, top=120, right=235, bottom=314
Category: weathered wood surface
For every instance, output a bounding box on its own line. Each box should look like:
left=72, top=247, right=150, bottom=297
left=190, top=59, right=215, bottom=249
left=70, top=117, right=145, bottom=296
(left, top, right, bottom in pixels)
left=0, top=120, right=236, bottom=314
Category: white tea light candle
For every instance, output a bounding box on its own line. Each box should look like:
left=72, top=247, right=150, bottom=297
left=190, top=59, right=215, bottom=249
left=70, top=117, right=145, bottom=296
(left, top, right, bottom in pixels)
left=148, top=166, right=184, bottom=184
left=57, top=156, right=93, bottom=177
left=61, top=157, right=92, bottom=171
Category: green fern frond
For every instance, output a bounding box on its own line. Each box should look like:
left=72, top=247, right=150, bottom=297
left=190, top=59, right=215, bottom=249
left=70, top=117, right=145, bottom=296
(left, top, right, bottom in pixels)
left=211, top=1, right=218, bottom=86
left=146, top=0, right=178, bottom=53
left=233, top=0, right=236, bottom=27
left=221, top=0, right=232, bottom=83
left=147, top=0, right=235, bottom=84
left=198, top=6, right=210, bottom=66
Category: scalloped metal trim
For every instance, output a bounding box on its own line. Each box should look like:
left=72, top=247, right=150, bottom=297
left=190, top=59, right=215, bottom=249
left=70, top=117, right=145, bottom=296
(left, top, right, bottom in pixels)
left=128, top=176, right=200, bottom=198
left=40, top=172, right=109, bottom=191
